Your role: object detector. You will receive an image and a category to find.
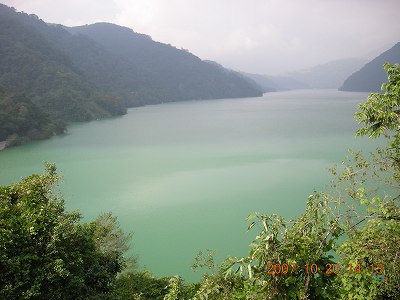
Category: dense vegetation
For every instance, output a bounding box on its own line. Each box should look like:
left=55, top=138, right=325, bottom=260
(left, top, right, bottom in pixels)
left=1, top=64, right=398, bottom=299
left=64, top=23, right=262, bottom=106
left=0, top=89, right=64, bottom=145
left=0, top=163, right=131, bottom=299
left=0, top=4, right=127, bottom=144
left=0, top=5, right=126, bottom=146
left=0, top=4, right=262, bottom=147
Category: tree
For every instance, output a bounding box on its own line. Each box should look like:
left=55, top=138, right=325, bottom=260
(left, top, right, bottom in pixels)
left=194, top=63, right=400, bottom=299
left=0, top=163, right=130, bottom=299
left=0, top=89, right=65, bottom=144
left=336, top=62, right=400, bottom=299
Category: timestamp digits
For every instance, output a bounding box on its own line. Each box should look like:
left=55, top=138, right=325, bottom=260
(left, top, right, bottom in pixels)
left=265, top=263, right=384, bottom=276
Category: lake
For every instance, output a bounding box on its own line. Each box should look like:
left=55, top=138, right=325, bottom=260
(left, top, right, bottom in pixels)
left=0, top=89, right=375, bottom=281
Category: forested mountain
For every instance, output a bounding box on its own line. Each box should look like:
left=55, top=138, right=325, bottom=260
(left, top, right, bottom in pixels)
left=0, top=4, right=126, bottom=145
left=0, top=89, right=65, bottom=143
left=0, top=4, right=262, bottom=147
left=65, top=23, right=262, bottom=105
left=0, top=5, right=127, bottom=120
left=340, top=42, right=400, bottom=92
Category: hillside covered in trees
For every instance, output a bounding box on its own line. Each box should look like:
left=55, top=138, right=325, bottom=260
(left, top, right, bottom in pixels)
left=0, top=4, right=262, bottom=147
left=64, top=23, right=262, bottom=106
left=0, top=4, right=128, bottom=145
left=340, top=42, right=400, bottom=92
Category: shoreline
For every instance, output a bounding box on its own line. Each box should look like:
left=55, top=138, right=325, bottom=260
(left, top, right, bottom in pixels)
left=0, top=141, right=7, bottom=151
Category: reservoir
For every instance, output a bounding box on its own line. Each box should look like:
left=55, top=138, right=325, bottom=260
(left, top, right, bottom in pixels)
left=0, top=90, right=376, bottom=281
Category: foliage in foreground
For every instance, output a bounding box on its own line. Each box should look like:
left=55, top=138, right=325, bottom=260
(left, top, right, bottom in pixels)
left=185, top=63, right=400, bottom=299
left=0, top=163, right=131, bottom=299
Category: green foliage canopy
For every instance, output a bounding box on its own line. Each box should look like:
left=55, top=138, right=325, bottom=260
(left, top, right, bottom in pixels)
left=0, top=164, right=130, bottom=299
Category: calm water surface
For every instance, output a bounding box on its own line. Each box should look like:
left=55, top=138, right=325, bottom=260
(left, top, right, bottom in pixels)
left=0, top=90, right=375, bottom=280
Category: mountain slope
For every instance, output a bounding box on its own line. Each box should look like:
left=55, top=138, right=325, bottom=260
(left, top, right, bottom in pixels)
left=287, top=58, right=368, bottom=89
left=240, top=73, right=277, bottom=93
left=65, top=23, right=262, bottom=105
left=0, top=5, right=126, bottom=121
left=340, top=42, right=400, bottom=92
left=240, top=72, right=311, bottom=91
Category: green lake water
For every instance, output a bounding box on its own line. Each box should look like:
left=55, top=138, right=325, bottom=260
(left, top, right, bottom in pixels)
left=0, top=90, right=376, bottom=281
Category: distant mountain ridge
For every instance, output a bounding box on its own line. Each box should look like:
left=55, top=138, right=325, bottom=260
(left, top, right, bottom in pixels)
left=0, top=4, right=262, bottom=146
left=287, top=58, right=368, bottom=89
left=242, top=58, right=368, bottom=92
left=340, top=42, right=400, bottom=92
left=240, top=73, right=278, bottom=93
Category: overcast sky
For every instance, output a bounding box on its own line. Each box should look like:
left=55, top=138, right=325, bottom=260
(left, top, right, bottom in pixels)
left=2, top=0, right=400, bottom=74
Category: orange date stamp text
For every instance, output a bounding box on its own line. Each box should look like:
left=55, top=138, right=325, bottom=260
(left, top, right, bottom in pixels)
left=266, top=263, right=384, bottom=276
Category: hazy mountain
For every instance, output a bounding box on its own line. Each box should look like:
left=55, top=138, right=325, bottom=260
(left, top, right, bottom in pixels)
left=264, top=75, right=310, bottom=91
left=243, top=57, right=368, bottom=91
left=240, top=73, right=310, bottom=91
left=201, top=61, right=271, bottom=94
left=287, top=58, right=368, bottom=89
left=65, top=23, right=262, bottom=105
left=340, top=42, right=400, bottom=92
left=240, top=73, right=277, bottom=93
left=244, top=69, right=325, bottom=93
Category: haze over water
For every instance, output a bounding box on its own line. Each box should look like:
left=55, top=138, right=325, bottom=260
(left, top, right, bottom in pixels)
left=0, top=90, right=376, bottom=280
